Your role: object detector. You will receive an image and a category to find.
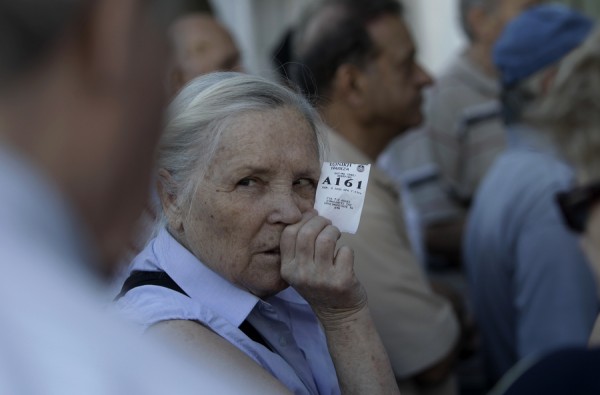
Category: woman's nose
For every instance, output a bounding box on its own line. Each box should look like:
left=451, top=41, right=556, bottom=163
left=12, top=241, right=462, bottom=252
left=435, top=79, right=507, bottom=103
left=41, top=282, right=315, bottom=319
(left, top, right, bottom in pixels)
left=267, top=191, right=304, bottom=225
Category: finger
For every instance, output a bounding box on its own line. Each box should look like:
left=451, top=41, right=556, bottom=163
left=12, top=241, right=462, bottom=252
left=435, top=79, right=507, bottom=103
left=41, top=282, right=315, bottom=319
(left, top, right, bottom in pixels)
left=314, top=224, right=341, bottom=268
left=331, top=245, right=358, bottom=294
left=294, top=215, right=332, bottom=265
left=280, top=210, right=317, bottom=265
left=334, top=245, right=354, bottom=271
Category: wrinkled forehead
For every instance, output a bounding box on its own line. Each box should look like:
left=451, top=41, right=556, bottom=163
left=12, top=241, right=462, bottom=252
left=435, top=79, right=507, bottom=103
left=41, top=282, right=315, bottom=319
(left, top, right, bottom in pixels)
left=209, top=106, right=321, bottom=169
left=219, top=107, right=319, bottom=154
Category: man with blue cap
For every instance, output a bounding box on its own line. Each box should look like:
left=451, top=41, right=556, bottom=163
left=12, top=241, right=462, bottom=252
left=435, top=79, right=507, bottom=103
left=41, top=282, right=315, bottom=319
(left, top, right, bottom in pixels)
left=463, top=3, right=599, bottom=386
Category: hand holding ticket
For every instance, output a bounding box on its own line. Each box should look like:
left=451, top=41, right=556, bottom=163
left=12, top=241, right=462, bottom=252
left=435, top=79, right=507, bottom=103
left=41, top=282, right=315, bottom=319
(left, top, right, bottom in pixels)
left=314, top=162, right=370, bottom=234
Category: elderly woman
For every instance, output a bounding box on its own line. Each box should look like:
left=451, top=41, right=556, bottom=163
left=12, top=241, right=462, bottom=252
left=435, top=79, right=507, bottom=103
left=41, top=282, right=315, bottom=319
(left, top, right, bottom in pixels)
left=116, top=72, right=398, bottom=394
left=488, top=27, right=600, bottom=395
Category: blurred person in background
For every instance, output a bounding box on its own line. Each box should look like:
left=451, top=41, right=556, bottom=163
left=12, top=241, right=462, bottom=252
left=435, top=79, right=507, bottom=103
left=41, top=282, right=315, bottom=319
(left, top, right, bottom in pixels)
left=167, top=2, right=242, bottom=95
left=427, top=0, right=544, bottom=207
left=292, top=1, right=462, bottom=394
left=126, top=1, right=243, bottom=262
left=378, top=0, right=544, bottom=266
left=136, top=0, right=242, bottom=232
left=116, top=72, right=401, bottom=395
left=488, top=26, right=600, bottom=395
left=0, top=0, right=288, bottom=393
left=464, top=3, right=599, bottom=386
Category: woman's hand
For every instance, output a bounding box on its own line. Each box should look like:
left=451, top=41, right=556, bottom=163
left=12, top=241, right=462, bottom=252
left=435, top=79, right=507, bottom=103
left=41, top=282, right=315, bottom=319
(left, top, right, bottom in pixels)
left=280, top=211, right=400, bottom=394
left=280, top=210, right=367, bottom=330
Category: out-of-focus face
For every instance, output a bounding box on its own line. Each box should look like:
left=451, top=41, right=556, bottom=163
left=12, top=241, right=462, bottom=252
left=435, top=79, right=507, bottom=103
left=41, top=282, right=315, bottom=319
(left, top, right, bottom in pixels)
left=169, top=14, right=242, bottom=91
left=500, top=0, right=546, bottom=22
left=362, top=14, right=432, bottom=138
left=480, top=0, right=545, bottom=45
left=582, top=202, right=600, bottom=288
left=99, top=2, right=172, bottom=273
left=178, top=106, right=320, bottom=298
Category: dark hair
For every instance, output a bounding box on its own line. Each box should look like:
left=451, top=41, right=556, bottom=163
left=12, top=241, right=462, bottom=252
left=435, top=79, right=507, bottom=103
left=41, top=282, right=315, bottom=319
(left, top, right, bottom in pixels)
left=291, top=0, right=403, bottom=106
left=0, top=0, right=185, bottom=90
left=0, top=1, right=91, bottom=88
left=178, top=0, right=214, bottom=16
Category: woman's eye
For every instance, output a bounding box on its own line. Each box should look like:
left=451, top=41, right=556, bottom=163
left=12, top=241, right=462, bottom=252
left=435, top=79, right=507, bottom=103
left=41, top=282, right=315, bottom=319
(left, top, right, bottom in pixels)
left=294, top=178, right=315, bottom=187
left=237, top=178, right=257, bottom=187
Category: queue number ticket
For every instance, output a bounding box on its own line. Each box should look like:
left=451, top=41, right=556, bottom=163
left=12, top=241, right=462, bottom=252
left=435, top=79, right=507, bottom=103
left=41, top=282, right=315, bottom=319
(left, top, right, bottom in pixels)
left=314, top=162, right=371, bottom=234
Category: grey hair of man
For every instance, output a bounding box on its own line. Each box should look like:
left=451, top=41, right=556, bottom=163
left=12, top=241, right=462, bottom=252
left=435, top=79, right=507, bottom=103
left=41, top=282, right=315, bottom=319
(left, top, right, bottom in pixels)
left=459, top=0, right=499, bottom=41
left=155, top=71, right=329, bottom=231
left=291, top=0, right=403, bottom=107
left=528, top=27, right=600, bottom=181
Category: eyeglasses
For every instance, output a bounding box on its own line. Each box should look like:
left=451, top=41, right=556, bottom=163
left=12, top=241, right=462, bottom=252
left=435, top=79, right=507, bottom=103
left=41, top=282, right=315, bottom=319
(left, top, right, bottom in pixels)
left=556, top=181, right=600, bottom=233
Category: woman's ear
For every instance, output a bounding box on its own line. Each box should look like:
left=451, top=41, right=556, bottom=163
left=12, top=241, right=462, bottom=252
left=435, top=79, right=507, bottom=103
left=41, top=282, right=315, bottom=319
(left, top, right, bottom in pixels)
left=157, top=168, right=183, bottom=232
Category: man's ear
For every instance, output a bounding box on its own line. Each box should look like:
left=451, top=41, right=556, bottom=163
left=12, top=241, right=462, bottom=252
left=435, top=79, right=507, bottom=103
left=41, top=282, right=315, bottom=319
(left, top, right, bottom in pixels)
left=331, top=63, right=368, bottom=108
left=157, top=168, right=183, bottom=232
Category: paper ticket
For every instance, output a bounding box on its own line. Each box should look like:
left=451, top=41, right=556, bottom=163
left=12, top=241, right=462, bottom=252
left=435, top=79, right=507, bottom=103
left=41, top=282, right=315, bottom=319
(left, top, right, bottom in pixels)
left=314, top=162, right=371, bottom=234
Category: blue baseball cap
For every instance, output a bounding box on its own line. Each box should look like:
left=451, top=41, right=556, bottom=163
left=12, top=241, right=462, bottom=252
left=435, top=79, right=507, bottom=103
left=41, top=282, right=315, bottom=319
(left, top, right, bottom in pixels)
left=493, top=4, right=594, bottom=88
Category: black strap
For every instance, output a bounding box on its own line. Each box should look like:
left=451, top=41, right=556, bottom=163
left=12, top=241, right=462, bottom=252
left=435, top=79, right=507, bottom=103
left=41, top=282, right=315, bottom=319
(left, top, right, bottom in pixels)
left=239, top=320, right=270, bottom=349
left=115, top=270, right=189, bottom=300
left=116, top=270, right=272, bottom=351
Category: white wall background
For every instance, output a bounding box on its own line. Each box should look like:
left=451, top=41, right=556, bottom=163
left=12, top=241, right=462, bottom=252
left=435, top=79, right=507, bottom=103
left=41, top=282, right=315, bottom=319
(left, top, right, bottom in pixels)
left=210, top=0, right=317, bottom=79
left=210, top=0, right=467, bottom=79
left=404, top=0, right=466, bottom=75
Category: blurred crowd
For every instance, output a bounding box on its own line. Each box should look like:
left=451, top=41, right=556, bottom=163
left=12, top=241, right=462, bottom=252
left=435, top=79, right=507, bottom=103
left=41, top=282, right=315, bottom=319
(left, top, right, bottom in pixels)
left=2, top=0, right=600, bottom=394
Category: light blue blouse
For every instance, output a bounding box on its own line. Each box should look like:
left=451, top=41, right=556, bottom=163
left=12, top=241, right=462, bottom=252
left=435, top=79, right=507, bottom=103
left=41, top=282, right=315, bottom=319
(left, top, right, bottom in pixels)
left=116, top=228, right=340, bottom=395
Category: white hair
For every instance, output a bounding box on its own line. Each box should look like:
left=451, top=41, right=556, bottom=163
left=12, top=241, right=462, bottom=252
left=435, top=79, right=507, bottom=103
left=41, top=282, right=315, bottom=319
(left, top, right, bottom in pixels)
left=528, top=27, right=600, bottom=182
left=155, top=72, right=329, bottom=231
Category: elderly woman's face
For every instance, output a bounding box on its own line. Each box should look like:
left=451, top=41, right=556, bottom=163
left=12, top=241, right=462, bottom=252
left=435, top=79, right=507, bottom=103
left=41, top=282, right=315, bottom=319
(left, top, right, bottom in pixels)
left=180, top=106, right=321, bottom=297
